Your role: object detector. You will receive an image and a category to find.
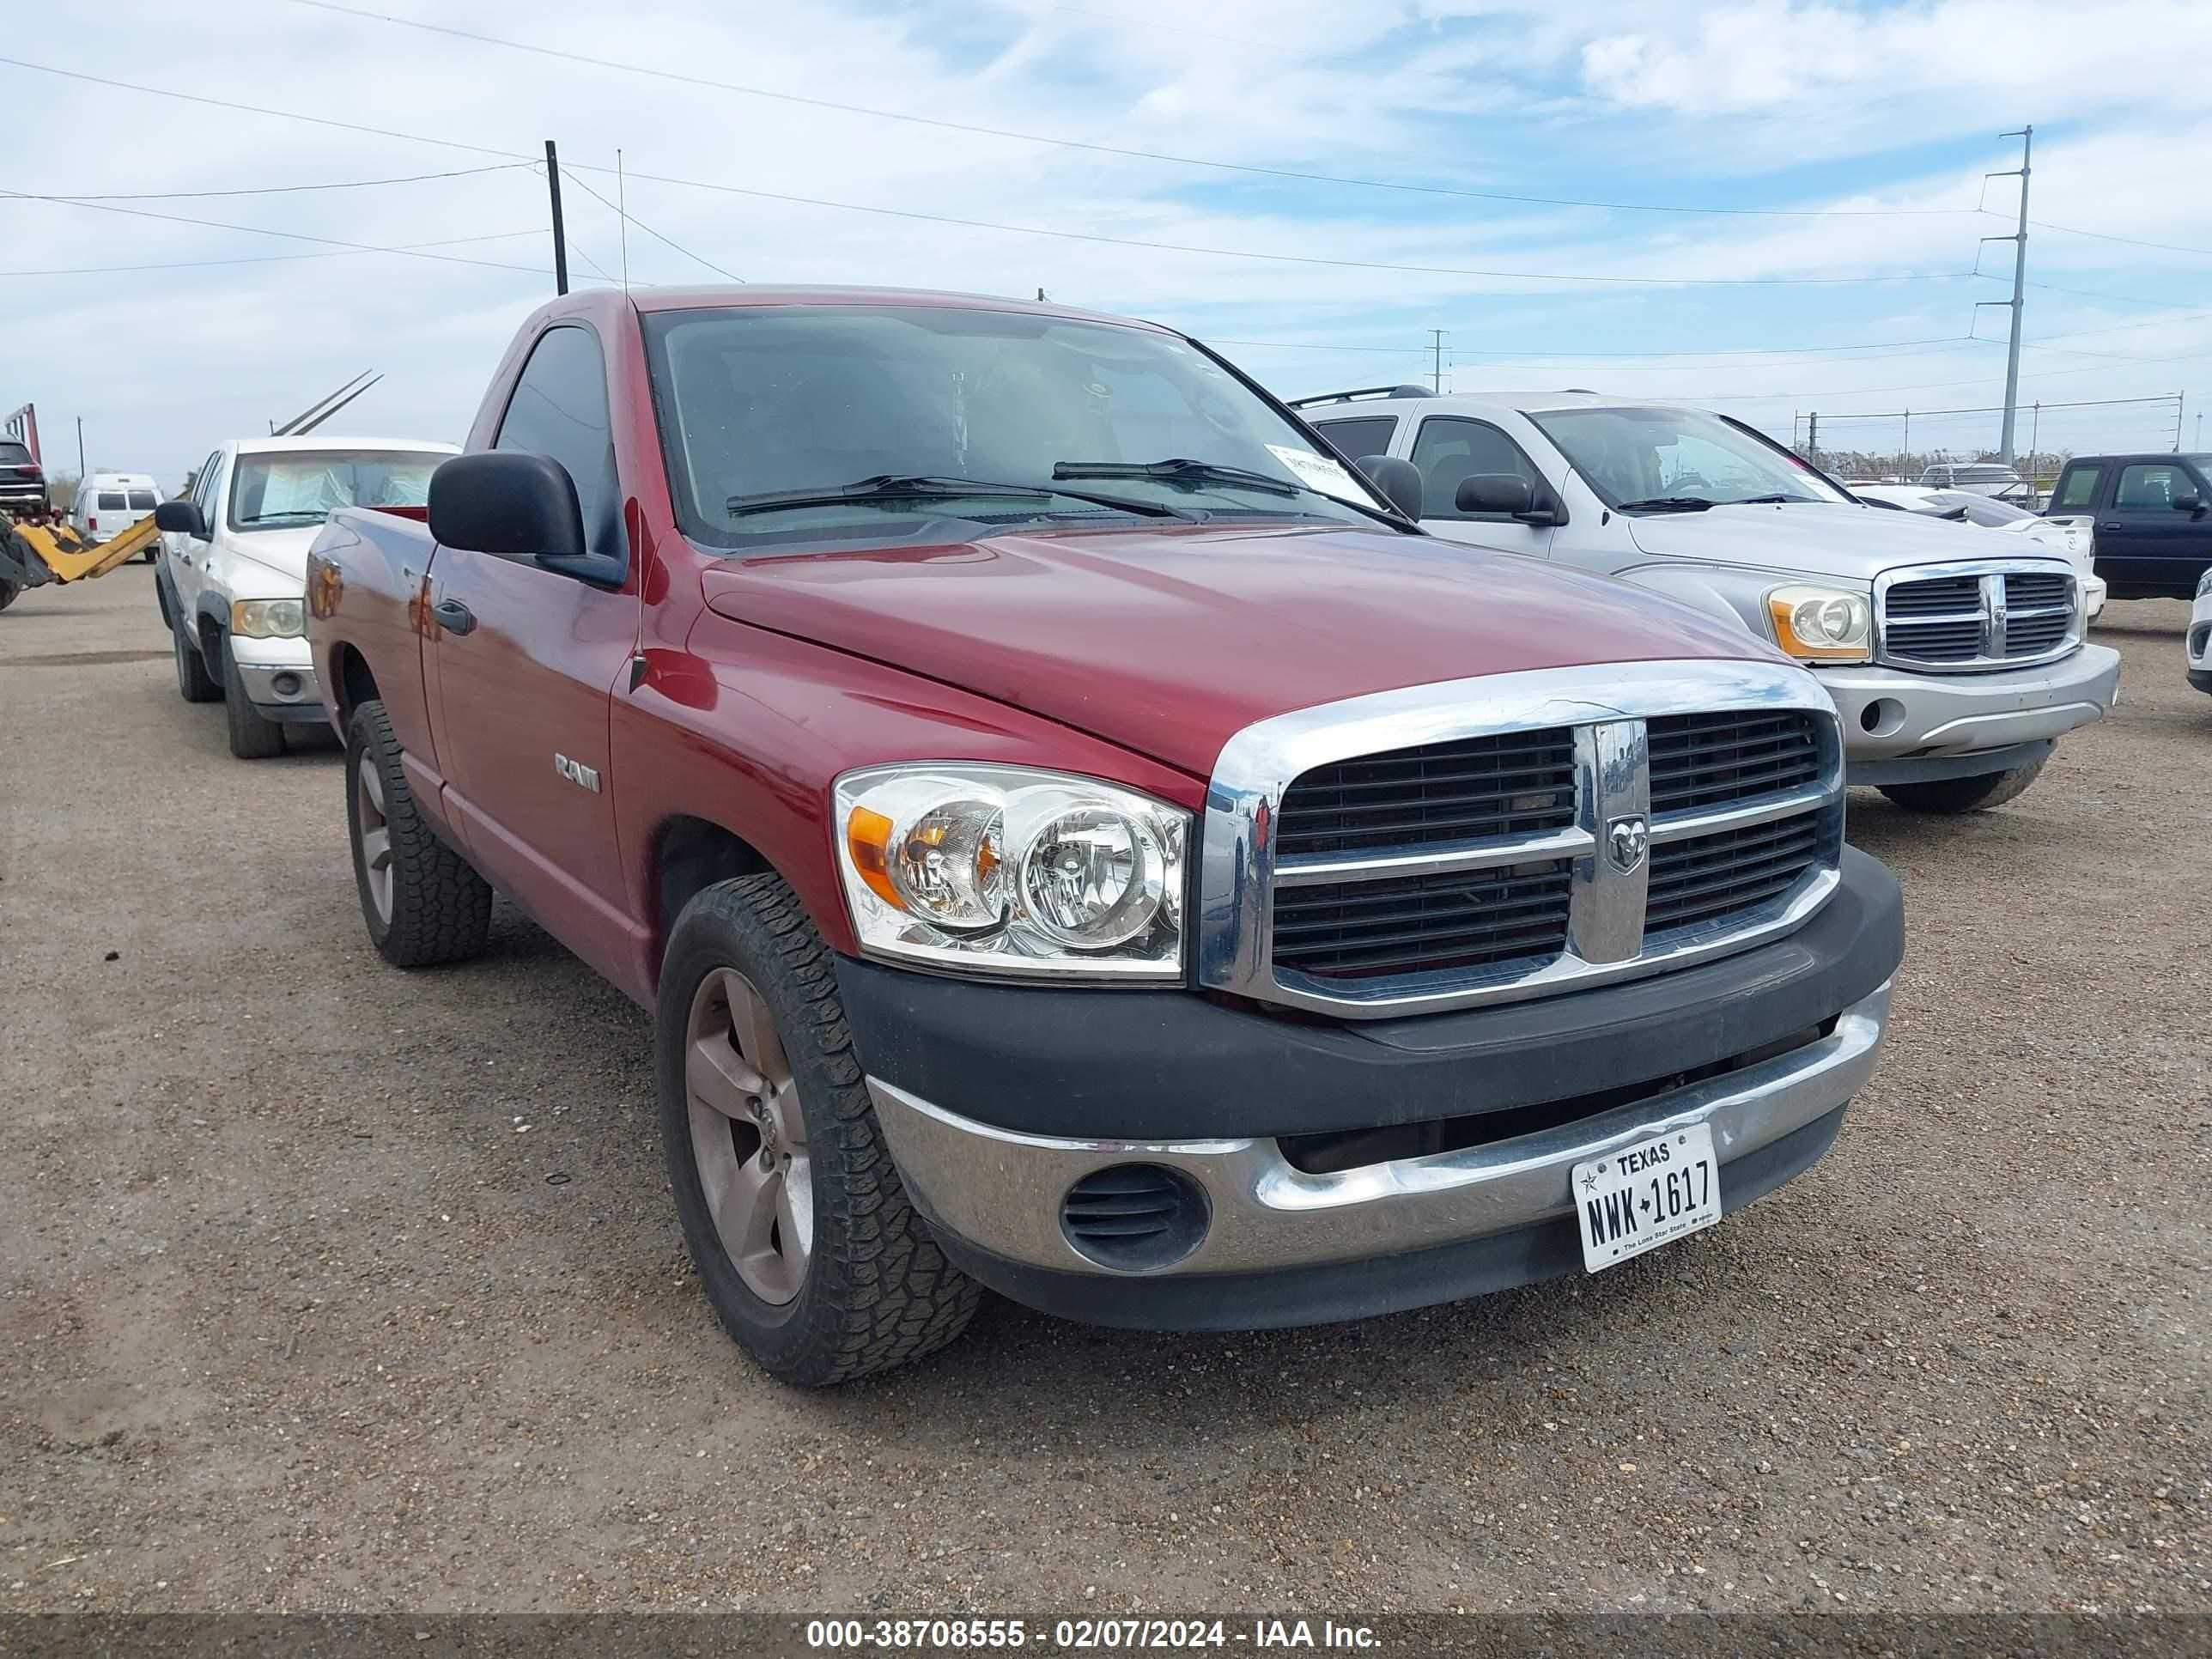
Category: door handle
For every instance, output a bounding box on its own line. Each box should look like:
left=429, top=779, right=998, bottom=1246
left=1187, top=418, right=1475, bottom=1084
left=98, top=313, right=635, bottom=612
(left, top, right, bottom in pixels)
left=2097, top=521, right=2120, bottom=532
left=430, top=597, right=477, bottom=635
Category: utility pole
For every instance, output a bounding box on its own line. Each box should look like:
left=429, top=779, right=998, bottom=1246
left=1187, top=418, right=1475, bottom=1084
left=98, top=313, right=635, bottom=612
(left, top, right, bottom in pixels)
left=2028, top=402, right=2042, bottom=496
left=76, top=416, right=85, bottom=478
left=1978, top=125, right=2032, bottom=465
left=2176, top=392, right=2186, bottom=453
left=1806, top=411, right=1819, bottom=466
left=1428, top=329, right=1449, bottom=394
left=544, top=140, right=569, bottom=295
left=1901, top=410, right=1910, bottom=477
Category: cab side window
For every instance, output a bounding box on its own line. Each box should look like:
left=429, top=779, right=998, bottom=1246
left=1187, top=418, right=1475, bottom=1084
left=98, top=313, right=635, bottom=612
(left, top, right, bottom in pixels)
left=1410, top=416, right=1540, bottom=521
left=1311, top=416, right=1398, bottom=464
left=190, top=452, right=223, bottom=530
left=494, top=325, right=621, bottom=562
left=2051, top=465, right=2102, bottom=511
left=2114, top=463, right=2193, bottom=509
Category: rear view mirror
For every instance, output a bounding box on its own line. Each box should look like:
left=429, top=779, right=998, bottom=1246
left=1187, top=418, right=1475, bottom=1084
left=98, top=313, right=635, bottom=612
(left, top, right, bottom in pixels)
left=153, top=499, right=207, bottom=538
left=428, top=452, right=587, bottom=562
left=1356, top=455, right=1424, bottom=522
left=2172, top=491, right=2203, bottom=514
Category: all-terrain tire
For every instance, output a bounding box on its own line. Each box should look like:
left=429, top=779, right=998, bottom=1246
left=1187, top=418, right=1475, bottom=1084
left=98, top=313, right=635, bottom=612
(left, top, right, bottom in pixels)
left=173, top=614, right=219, bottom=702
left=344, top=698, right=493, bottom=967
left=219, top=635, right=287, bottom=758
left=658, top=873, right=981, bottom=1386
left=1878, top=757, right=2047, bottom=814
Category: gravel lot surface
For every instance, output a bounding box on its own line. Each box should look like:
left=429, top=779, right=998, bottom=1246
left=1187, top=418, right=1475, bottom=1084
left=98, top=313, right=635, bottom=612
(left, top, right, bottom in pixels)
left=3, top=569, right=2207, bottom=1617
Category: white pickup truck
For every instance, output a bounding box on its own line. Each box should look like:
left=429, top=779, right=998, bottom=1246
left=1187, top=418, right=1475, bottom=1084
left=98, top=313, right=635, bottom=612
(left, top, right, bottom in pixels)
left=155, top=436, right=456, bottom=757
left=1297, top=387, right=2121, bottom=813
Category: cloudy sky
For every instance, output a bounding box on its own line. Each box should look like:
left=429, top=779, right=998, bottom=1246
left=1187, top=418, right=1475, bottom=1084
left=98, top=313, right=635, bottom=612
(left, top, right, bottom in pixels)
left=7, top=0, right=2209, bottom=483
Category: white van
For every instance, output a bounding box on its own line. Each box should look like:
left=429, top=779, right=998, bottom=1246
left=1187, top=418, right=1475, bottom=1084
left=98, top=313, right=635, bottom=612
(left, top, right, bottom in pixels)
left=70, top=471, right=162, bottom=558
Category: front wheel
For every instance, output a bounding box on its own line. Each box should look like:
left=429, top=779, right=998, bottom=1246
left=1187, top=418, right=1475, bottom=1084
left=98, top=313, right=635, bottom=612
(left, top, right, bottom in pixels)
left=1878, top=757, right=2047, bottom=814
left=0, top=580, right=17, bottom=613
left=173, top=617, right=219, bottom=702
left=219, top=636, right=287, bottom=759
left=658, top=874, right=980, bottom=1386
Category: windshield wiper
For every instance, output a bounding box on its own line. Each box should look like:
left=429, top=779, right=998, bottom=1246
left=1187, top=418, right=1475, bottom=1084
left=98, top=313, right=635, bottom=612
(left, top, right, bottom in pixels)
left=1728, top=493, right=1816, bottom=506
left=1614, top=495, right=1717, bottom=514
left=726, top=473, right=1190, bottom=520
left=1053, top=458, right=1300, bottom=498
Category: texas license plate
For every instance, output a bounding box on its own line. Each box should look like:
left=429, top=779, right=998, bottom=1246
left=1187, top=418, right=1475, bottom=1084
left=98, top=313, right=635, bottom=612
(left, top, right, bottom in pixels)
left=1572, top=1122, right=1722, bottom=1273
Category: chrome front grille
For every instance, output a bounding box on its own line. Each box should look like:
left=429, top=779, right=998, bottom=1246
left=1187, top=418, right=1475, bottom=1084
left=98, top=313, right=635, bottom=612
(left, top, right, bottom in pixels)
left=1198, top=662, right=1844, bottom=1018
left=1877, top=560, right=2080, bottom=671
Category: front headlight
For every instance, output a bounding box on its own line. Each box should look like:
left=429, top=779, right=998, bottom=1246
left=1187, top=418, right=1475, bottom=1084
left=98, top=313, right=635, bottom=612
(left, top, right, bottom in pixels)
left=834, top=764, right=1187, bottom=981
left=2197, top=567, right=2212, bottom=601
left=231, top=598, right=306, bottom=639
left=1765, top=583, right=1872, bottom=663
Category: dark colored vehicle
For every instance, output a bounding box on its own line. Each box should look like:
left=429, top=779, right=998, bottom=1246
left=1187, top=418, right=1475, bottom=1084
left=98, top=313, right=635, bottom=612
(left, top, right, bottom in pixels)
left=2045, top=453, right=2212, bottom=599
left=306, top=287, right=1903, bottom=1385
left=0, top=439, right=49, bottom=515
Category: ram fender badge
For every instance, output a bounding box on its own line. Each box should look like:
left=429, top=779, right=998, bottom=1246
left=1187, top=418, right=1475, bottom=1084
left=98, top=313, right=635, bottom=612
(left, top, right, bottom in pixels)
left=554, top=753, right=601, bottom=793
left=1605, top=814, right=1649, bottom=875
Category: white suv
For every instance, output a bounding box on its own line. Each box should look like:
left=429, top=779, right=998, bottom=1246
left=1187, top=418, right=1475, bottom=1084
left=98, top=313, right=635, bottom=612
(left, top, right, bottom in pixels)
left=2190, top=568, right=2212, bottom=696
left=156, top=436, right=456, bottom=757
left=1294, top=387, right=2118, bottom=814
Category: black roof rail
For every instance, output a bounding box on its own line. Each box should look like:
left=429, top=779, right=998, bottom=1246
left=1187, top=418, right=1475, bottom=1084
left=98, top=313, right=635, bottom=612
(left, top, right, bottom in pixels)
left=1284, top=385, right=1433, bottom=410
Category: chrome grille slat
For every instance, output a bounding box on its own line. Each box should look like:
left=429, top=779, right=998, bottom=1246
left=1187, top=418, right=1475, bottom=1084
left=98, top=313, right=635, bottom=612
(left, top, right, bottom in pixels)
left=1273, top=727, right=1576, bottom=857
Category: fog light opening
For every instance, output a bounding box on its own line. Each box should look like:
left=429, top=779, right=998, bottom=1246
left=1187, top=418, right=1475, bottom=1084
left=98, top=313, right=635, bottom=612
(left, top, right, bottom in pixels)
left=1059, top=1164, right=1210, bottom=1273
left=1859, top=697, right=1906, bottom=738
left=271, top=672, right=302, bottom=699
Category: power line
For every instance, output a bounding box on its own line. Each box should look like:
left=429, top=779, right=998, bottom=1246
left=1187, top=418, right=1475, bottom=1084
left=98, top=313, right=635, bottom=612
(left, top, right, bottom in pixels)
left=1806, top=393, right=2179, bottom=422
left=554, top=165, right=743, bottom=283
left=33, top=162, right=531, bottom=202
left=0, top=227, right=547, bottom=277
left=561, top=162, right=1981, bottom=287
left=2024, top=218, right=2212, bottom=258
left=289, top=0, right=1972, bottom=221
left=0, top=188, right=549, bottom=274
left=2025, top=279, right=2204, bottom=310
left=0, top=58, right=1971, bottom=290
left=288, top=0, right=1982, bottom=222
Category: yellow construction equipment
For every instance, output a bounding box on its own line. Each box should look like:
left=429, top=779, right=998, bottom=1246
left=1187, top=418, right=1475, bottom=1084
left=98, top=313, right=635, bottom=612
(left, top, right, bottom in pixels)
left=1, top=509, right=162, bottom=611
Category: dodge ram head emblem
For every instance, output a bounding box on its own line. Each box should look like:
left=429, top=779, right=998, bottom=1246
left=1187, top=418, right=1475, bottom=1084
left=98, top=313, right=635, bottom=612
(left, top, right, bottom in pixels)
left=1606, top=815, right=1650, bottom=875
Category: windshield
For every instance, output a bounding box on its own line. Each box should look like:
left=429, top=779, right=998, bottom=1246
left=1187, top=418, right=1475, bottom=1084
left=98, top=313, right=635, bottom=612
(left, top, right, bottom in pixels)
left=227, top=451, right=441, bottom=532
left=641, top=304, right=1391, bottom=547
left=1528, top=406, right=1849, bottom=511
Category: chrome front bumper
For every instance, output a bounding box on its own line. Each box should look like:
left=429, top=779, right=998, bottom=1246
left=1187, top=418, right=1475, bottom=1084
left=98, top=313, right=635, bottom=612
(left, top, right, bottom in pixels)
left=1821, top=644, right=2119, bottom=770
left=231, top=659, right=326, bottom=724
left=869, top=978, right=1890, bottom=1281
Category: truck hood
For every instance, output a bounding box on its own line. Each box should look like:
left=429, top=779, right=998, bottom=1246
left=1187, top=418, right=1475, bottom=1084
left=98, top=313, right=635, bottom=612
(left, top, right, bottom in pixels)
left=217, top=526, right=321, bottom=591
left=1622, top=500, right=2053, bottom=582
left=700, top=522, right=1779, bottom=779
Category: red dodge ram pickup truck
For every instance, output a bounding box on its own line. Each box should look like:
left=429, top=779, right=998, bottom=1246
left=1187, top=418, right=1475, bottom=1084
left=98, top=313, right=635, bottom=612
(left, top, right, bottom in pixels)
left=307, top=286, right=1904, bottom=1385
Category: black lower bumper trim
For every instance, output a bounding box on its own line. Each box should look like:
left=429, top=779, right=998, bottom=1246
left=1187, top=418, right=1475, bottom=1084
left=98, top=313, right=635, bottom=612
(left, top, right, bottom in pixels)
left=835, top=846, right=1901, bottom=1143
left=933, top=1106, right=1847, bottom=1331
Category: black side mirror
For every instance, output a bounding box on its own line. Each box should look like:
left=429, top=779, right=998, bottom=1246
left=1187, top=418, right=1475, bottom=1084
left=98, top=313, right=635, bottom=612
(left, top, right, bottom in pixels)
left=1356, top=455, right=1423, bottom=521
left=429, top=451, right=588, bottom=562
left=1456, top=473, right=1533, bottom=517
left=1456, top=472, right=1565, bottom=526
left=2172, top=491, right=2203, bottom=514
left=154, top=499, right=206, bottom=538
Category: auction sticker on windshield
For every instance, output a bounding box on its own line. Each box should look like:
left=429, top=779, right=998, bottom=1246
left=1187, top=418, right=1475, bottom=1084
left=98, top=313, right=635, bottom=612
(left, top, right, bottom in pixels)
left=1573, top=1122, right=1721, bottom=1273
left=1266, top=443, right=1364, bottom=502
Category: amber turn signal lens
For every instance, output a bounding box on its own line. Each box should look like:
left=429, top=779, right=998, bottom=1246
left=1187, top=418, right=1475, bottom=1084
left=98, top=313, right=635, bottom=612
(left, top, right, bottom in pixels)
left=845, top=805, right=904, bottom=909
